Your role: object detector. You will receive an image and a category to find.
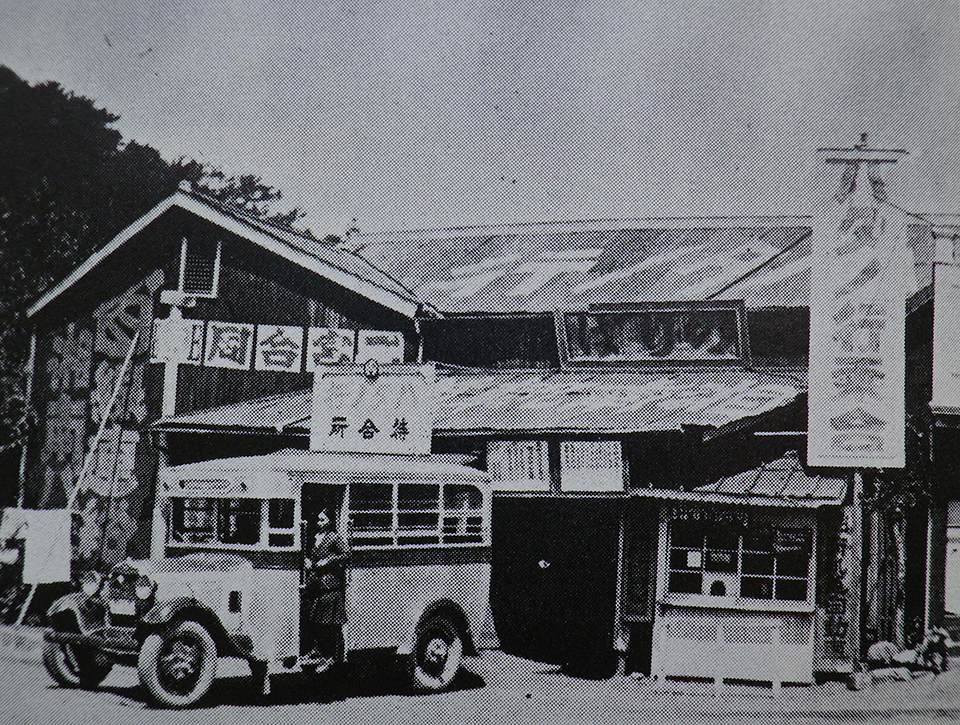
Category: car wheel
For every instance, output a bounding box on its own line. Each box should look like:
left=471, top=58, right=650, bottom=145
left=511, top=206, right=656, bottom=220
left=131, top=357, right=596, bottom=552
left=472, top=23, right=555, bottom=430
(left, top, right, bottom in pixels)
left=409, top=615, right=463, bottom=692
left=138, top=620, right=217, bottom=708
left=43, top=640, right=112, bottom=689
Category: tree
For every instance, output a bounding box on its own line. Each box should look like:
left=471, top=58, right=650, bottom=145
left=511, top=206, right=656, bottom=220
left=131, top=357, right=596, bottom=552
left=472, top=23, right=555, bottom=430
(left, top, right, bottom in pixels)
left=0, top=66, right=311, bottom=447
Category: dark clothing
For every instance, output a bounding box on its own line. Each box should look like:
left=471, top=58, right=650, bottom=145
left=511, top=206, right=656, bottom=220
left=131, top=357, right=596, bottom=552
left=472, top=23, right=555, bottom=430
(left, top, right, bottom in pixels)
left=305, top=530, right=349, bottom=625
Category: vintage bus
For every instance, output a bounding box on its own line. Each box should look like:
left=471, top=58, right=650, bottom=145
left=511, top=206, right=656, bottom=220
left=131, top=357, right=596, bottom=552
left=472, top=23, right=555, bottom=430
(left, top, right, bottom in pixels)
left=43, top=449, right=497, bottom=707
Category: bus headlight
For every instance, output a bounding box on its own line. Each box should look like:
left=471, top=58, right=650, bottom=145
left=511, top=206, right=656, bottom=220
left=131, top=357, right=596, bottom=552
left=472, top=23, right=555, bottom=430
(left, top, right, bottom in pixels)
left=135, top=574, right=156, bottom=600
left=80, top=571, right=103, bottom=597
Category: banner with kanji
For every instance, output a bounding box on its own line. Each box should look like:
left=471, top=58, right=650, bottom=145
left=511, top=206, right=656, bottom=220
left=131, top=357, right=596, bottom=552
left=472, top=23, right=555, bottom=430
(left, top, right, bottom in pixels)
left=310, top=364, right=434, bottom=455
left=808, top=159, right=912, bottom=468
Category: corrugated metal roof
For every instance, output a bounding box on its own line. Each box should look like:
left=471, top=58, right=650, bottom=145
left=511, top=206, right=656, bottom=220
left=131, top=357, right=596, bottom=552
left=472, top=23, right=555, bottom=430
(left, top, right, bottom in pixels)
left=352, top=223, right=812, bottom=313
left=694, top=450, right=845, bottom=503
left=154, top=366, right=804, bottom=436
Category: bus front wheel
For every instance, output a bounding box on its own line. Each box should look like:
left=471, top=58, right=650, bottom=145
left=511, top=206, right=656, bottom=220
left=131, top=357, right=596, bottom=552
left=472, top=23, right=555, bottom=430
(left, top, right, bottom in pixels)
left=408, top=615, right=463, bottom=692
left=138, top=620, right=218, bottom=708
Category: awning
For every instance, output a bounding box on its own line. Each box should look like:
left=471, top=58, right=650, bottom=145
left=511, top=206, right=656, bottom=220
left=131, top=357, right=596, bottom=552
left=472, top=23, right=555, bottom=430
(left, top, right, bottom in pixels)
left=153, top=366, right=804, bottom=437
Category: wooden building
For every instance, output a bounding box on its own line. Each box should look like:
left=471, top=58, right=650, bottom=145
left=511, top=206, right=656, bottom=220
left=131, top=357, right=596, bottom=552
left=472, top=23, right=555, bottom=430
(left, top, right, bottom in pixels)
left=21, top=189, right=960, bottom=683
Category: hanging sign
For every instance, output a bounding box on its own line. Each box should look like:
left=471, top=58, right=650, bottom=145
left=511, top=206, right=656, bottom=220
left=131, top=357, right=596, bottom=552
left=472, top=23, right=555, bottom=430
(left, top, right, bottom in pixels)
left=254, top=325, right=305, bottom=372
left=310, top=363, right=434, bottom=455
left=205, top=321, right=255, bottom=370
left=151, top=317, right=403, bottom=373
left=932, top=263, right=960, bottom=412
left=808, top=150, right=911, bottom=469
left=306, top=328, right=356, bottom=370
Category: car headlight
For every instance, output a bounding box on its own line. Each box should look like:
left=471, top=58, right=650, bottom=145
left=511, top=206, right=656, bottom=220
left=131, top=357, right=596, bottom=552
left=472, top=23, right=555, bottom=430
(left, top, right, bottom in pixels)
left=80, top=570, right=103, bottom=597
left=135, top=574, right=156, bottom=600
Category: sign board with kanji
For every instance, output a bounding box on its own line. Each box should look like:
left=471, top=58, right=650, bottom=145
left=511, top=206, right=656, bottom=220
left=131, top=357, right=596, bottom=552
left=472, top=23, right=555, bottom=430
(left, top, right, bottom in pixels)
left=808, top=156, right=910, bottom=469
left=255, top=325, right=305, bottom=372
left=150, top=317, right=205, bottom=365
left=205, top=321, right=255, bottom=370
left=356, top=329, right=404, bottom=365
left=310, top=363, right=434, bottom=455
left=306, top=327, right=356, bottom=370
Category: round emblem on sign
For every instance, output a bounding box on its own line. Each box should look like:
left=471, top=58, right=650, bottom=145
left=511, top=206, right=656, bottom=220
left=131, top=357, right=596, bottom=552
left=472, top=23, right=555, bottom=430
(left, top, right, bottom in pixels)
left=363, top=359, right=380, bottom=380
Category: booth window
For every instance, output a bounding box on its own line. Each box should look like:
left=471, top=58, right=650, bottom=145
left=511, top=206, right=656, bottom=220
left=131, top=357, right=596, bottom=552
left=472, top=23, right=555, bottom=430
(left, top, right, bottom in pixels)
left=668, top=518, right=811, bottom=602
left=560, top=440, right=624, bottom=492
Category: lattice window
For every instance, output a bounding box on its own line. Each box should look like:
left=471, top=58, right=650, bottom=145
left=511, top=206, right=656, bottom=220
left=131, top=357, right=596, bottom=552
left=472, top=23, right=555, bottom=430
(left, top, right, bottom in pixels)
left=178, top=237, right=221, bottom=297
left=560, top=440, right=623, bottom=491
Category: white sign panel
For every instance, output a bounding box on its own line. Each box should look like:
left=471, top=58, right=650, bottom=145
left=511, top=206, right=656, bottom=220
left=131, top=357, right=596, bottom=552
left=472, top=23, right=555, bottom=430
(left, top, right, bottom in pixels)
left=310, top=364, right=434, bottom=455
left=150, top=318, right=205, bottom=364
left=306, top=327, right=356, bottom=370
left=933, top=263, right=960, bottom=411
left=255, top=325, right=304, bottom=372
left=808, top=162, right=910, bottom=468
left=356, top=329, right=404, bottom=365
left=204, top=321, right=255, bottom=370
left=1, top=508, right=71, bottom=584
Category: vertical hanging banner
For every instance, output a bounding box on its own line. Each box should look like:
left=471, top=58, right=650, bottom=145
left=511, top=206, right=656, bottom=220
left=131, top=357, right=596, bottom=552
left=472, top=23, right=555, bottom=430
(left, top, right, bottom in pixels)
left=310, top=363, right=434, bottom=455
left=808, top=144, right=912, bottom=468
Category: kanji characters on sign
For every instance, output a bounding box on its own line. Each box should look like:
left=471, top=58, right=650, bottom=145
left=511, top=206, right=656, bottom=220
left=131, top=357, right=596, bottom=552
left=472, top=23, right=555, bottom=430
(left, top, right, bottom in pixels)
left=255, top=325, right=304, bottom=372
left=306, top=327, right=356, bottom=370
left=356, top=329, right=404, bottom=365
left=205, top=321, right=255, bottom=370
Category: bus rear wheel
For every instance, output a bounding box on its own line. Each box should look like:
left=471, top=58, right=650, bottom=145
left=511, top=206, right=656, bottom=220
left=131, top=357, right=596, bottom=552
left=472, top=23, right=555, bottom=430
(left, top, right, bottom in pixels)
left=408, top=615, right=463, bottom=692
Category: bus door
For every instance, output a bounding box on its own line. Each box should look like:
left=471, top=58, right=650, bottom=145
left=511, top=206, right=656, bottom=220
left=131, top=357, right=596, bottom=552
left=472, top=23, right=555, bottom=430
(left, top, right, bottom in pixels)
left=299, top=483, right=346, bottom=653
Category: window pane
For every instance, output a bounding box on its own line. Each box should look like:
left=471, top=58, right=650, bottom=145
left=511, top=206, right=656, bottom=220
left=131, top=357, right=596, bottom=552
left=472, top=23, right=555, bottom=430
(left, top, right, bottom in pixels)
left=743, top=552, right=774, bottom=575
left=269, top=533, right=294, bottom=548
left=398, top=484, right=439, bottom=510
left=704, top=549, right=738, bottom=573
left=669, top=571, right=702, bottom=594
left=398, top=512, right=439, bottom=531
left=776, top=551, right=809, bottom=578
left=671, top=522, right=703, bottom=548
left=268, top=499, right=294, bottom=529
left=171, top=498, right=215, bottom=543
left=741, top=576, right=773, bottom=600
left=775, top=579, right=808, bottom=601
left=743, top=529, right=774, bottom=552
left=352, top=483, right=391, bottom=510
left=219, top=499, right=261, bottom=545
left=352, top=512, right=392, bottom=532
left=670, top=549, right=702, bottom=570
left=444, top=484, right=483, bottom=510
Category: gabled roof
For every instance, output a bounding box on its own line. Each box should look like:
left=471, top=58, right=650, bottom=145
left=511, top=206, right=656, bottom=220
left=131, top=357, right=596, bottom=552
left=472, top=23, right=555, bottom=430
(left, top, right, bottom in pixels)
left=694, top=450, right=845, bottom=502
left=154, top=365, right=805, bottom=437
left=28, top=190, right=428, bottom=320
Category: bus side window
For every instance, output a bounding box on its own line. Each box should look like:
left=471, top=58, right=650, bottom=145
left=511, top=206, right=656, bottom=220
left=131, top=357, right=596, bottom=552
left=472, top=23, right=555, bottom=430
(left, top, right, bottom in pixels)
left=268, top=499, right=295, bottom=548
left=443, top=485, right=484, bottom=543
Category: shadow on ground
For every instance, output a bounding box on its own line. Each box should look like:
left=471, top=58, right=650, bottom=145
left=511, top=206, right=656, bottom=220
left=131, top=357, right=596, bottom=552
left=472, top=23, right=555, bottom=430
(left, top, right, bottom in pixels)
left=86, top=654, right=485, bottom=710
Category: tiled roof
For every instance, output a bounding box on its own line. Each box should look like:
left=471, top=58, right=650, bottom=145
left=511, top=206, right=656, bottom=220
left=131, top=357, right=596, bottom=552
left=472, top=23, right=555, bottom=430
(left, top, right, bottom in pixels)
left=155, top=366, right=804, bottom=436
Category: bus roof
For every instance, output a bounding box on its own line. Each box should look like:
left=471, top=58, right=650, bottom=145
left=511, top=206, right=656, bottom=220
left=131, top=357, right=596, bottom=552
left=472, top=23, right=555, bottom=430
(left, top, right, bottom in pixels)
left=164, top=449, right=490, bottom=486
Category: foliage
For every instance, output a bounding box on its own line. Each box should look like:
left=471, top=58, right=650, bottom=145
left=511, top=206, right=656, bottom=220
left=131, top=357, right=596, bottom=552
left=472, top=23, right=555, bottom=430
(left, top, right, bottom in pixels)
left=0, top=65, right=310, bottom=442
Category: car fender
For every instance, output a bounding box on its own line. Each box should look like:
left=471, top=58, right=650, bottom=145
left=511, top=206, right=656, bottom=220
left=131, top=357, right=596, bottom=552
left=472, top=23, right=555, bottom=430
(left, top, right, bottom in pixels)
left=47, top=591, right=86, bottom=619
left=137, top=597, right=240, bottom=655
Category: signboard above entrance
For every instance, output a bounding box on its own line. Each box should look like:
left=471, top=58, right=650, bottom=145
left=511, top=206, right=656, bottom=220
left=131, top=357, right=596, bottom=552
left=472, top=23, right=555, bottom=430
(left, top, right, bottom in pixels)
left=310, top=363, right=435, bottom=455
left=151, top=320, right=404, bottom=372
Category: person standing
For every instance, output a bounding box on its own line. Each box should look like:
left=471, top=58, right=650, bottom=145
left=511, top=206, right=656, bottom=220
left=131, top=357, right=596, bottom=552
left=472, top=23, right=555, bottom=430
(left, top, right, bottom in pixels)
left=304, top=508, right=350, bottom=663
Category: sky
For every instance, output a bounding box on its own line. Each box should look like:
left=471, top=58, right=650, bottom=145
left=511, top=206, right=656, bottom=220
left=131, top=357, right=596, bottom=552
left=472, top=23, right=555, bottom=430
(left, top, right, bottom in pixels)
left=1, top=0, right=960, bottom=235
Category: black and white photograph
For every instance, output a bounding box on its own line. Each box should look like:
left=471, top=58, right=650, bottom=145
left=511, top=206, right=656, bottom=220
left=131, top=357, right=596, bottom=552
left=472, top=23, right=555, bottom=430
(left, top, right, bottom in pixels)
left=2, top=1, right=960, bottom=723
